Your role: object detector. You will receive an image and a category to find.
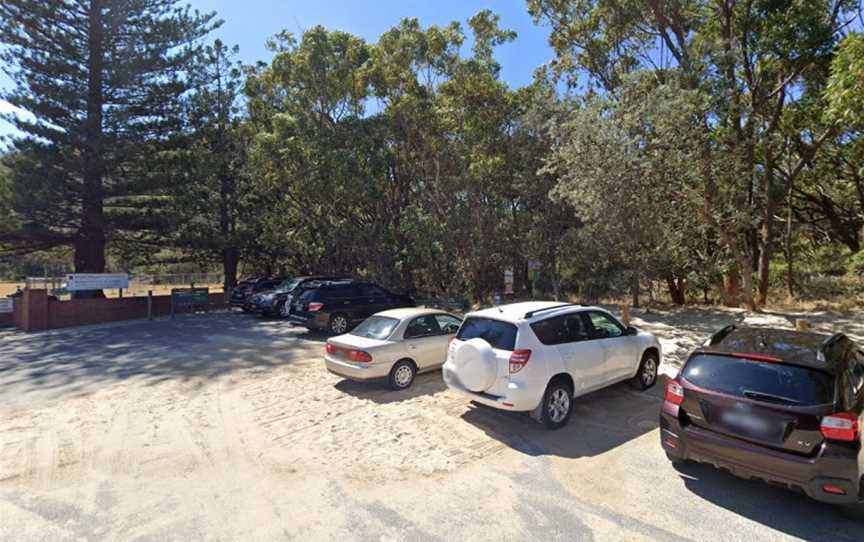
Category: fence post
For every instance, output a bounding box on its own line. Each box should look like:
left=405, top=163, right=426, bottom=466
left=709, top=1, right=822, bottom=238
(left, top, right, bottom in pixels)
left=147, top=290, right=153, bottom=320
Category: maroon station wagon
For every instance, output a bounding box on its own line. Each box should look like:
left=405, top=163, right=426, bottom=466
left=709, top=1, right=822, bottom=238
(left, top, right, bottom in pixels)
left=660, top=325, right=864, bottom=505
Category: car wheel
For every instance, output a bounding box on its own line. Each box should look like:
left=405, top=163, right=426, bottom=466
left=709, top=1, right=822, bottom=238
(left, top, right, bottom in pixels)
left=389, top=360, right=417, bottom=390
left=539, top=379, right=573, bottom=430
left=279, top=300, right=291, bottom=318
left=631, top=350, right=659, bottom=390
left=328, top=313, right=350, bottom=335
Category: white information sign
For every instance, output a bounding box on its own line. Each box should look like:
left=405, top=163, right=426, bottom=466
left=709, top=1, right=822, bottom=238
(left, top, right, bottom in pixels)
left=0, top=299, right=12, bottom=314
left=66, top=273, right=129, bottom=291
left=504, top=269, right=514, bottom=294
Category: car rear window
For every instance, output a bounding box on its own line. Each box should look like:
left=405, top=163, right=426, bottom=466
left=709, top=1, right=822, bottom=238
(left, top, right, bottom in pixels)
left=682, top=354, right=836, bottom=406
left=457, top=317, right=517, bottom=351
left=351, top=316, right=399, bottom=340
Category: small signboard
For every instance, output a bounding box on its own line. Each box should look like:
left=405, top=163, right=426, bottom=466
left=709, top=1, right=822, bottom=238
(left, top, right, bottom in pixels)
left=171, top=288, right=210, bottom=316
left=0, top=299, right=12, bottom=314
left=504, top=269, right=514, bottom=295
left=66, top=273, right=129, bottom=291
left=526, top=260, right=541, bottom=283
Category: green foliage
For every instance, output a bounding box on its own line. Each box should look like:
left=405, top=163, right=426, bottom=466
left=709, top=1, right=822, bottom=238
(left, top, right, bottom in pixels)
left=0, top=0, right=219, bottom=272
left=1, top=5, right=863, bottom=306
left=825, top=33, right=864, bottom=127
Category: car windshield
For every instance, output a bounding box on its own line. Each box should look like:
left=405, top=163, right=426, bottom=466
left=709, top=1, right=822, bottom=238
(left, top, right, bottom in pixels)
left=682, top=353, right=835, bottom=406
left=350, top=316, right=399, bottom=340
left=456, top=317, right=517, bottom=351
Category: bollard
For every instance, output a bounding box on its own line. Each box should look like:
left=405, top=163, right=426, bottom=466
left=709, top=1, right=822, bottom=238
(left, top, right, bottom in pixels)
left=147, top=290, right=153, bottom=320
left=620, top=304, right=631, bottom=327
left=795, top=319, right=811, bottom=331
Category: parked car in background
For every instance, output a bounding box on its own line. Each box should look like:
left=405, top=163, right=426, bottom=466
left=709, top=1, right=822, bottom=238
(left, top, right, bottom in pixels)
left=290, top=281, right=415, bottom=335
left=324, top=308, right=462, bottom=390
left=443, top=302, right=661, bottom=429
left=661, top=325, right=864, bottom=507
left=229, top=277, right=283, bottom=312
left=250, top=275, right=352, bottom=317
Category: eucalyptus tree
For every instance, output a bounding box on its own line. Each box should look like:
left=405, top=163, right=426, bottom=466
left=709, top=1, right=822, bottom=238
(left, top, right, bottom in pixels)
left=529, top=0, right=860, bottom=309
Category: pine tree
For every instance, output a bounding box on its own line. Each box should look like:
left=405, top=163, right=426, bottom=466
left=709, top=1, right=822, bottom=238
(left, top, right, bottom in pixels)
left=0, top=0, right=219, bottom=276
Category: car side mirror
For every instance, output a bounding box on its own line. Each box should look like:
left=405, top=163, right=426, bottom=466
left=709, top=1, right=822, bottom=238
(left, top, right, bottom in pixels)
left=625, top=326, right=638, bottom=336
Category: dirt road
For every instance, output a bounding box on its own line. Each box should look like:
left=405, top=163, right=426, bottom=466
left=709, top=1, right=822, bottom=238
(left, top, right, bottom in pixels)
left=0, top=309, right=862, bottom=541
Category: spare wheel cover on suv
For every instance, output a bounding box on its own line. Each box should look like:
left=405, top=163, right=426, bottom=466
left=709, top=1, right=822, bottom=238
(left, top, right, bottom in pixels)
left=453, top=338, right=498, bottom=392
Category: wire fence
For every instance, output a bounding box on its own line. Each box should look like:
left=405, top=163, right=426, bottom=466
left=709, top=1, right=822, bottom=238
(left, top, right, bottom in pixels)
left=10, top=274, right=226, bottom=299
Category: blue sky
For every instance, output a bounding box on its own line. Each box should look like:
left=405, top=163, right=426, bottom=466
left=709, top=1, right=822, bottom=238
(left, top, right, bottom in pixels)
left=0, top=1, right=555, bottom=137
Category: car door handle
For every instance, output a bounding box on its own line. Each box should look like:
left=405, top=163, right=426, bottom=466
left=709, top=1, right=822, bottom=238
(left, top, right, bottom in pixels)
left=408, top=345, right=417, bottom=350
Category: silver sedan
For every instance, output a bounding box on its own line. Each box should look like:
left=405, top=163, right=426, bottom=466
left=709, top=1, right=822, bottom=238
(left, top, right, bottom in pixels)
left=324, top=308, right=463, bottom=390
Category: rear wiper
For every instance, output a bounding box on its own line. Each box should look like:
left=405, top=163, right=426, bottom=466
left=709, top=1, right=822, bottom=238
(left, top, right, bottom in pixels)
left=742, top=390, right=801, bottom=405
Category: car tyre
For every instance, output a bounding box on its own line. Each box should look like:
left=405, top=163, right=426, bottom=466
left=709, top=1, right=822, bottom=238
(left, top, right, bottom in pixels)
left=539, top=378, right=573, bottom=430
left=630, top=350, right=659, bottom=390
left=388, top=359, right=417, bottom=391
left=279, top=299, right=291, bottom=318
left=328, top=313, right=350, bottom=335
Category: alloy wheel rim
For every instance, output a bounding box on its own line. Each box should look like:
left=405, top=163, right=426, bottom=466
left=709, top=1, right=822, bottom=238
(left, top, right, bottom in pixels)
left=332, top=317, right=348, bottom=334
left=280, top=302, right=290, bottom=317
left=643, top=358, right=657, bottom=385
left=394, top=366, right=413, bottom=387
left=547, top=389, right=570, bottom=423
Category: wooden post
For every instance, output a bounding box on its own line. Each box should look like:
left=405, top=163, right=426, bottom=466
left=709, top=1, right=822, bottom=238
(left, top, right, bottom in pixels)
left=147, top=290, right=153, bottom=320
left=620, top=304, right=631, bottom=327
left=795, top=319, right=811, bottom=332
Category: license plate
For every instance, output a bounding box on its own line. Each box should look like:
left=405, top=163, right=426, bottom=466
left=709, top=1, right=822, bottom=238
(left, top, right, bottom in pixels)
left=719, top=409, right=779, bottom=440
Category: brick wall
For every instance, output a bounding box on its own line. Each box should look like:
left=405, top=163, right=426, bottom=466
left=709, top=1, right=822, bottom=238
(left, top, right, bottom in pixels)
left=14, top=290, right=227, bottom=332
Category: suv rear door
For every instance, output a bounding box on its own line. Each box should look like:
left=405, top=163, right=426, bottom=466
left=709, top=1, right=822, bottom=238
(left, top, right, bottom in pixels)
left=680, top=353, right=836, bottom=456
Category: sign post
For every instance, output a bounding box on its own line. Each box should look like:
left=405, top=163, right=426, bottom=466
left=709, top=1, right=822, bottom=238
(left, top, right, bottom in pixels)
left=527, top=260, right=541, bottom=299
left=503, top=269, right=514, bottom=295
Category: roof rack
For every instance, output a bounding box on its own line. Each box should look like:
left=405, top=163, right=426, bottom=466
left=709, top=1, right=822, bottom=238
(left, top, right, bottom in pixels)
left=524, top=303, right=578, bottom=319
left=706, top=324, right=736, bottom=346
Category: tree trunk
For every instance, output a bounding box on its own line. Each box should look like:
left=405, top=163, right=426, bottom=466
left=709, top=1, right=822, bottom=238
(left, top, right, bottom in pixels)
left=737, top=251, right=758, bottom=312
left=756, top=146, right=777, bottom=307
left=786, top=174, right=795, bottom=298
left=666, top=276, right=686, bottom=305
left=77, top=0, right=106, bottom=276
left=631, top=274, right=640, bottom=309
left=222, top=247, right=239, bottom=291
left=721, top=266, right=740, bottom=307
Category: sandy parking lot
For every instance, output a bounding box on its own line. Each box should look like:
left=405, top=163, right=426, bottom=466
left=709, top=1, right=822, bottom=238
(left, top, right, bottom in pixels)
left=0, top=307, right=863, bottom=541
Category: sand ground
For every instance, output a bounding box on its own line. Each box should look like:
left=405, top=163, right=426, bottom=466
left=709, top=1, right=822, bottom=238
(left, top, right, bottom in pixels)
left=0, top=307, right=862, bottom=541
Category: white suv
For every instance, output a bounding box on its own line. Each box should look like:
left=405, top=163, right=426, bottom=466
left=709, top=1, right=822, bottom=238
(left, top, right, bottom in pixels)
left=443, top=302, right=661, bottom=429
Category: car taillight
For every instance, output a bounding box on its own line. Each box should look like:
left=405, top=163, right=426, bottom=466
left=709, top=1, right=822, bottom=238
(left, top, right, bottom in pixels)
left=665, top=380, right=684, bottom=405
left=325, top=343, right=338, bottom=355
left=821, top=412, right=859, bottom=442
left=347, top=350, right=372, bottom=363
left=509, top=349, right=531, bottom=374
left=308, top=302, right=324, bottom=312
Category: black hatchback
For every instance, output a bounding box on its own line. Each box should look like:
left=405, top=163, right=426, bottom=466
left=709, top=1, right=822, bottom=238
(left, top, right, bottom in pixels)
left=661, top=325, right=864, bottom=506
left=289, top=281, right=415, bottom=334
